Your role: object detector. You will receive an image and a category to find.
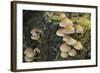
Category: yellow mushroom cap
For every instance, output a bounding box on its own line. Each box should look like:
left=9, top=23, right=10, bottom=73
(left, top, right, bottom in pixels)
left=73, top=41, right=83, bottom=50
left=56, top=28, right=65, bottom=37
left=59, top=17, right=73, bottom=27
left=63, top=35, right=77, bottom=46
left=60, top=43, right=71, bottom=52
left=61, top=52, right=68, bottom=58
left=24, top=48, right=35, bottom=58
left=68, top=49, right=77, bottom=57
left=63, top=25, right=75, bottom=34
left=24, top=56, right=33, bottom=62
left=74, top=24, right=83, bottom=33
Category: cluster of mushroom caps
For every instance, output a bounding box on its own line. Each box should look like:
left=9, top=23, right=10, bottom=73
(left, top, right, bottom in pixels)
left=24, top=28, right=42, bottom=62
left=24, top=48, right=40, bottom=62
left=30, top=28, right=43, bottom=41
left=56, top=13, right=83, bottom=58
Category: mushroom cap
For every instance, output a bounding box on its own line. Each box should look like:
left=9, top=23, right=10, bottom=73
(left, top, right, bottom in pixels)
left=60, top=43, right=71, bottom=52
left=74, top=24, right=83, bottom=33
left=31, top=36, right=38, bottom=40
left=68, top=49, right=77, bottom=57
left=31, top=28, right=42, bottom=34
left=31, top=32, right=37, bottom=37
left=61, top=52, right=68, bottom=58
left=73, top=41, right=83, bottom=50
left=63, top=35, right=77, bottom=46
left=34, top=48, right=40, bottom=53
left=24, top=48, right=35, bottom=58
left=63, top=25, right=75, bottom=34
left=24, top=56, right=33, bottom=62
left=56, top=28, right=65, bottom=37
left=59, top=17, right=73, bottom=27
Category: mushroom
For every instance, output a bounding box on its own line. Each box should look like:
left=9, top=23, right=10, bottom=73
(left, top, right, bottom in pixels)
left=30, top=28, right=43, bottom=40
left=74, top=24, right=83, bottom=33
left=24, top=48, right=35, bottom=58
left=60, top=43, right=71, bottom=52
left=56, top=28, right=65, bottom=37
left=63, top=35, right=77, bottom=46
left=73, top=41, right=83, bottom=50
left=63, top=25, right=75, bottom=34
left=61, top=52, right=68, bottom=58
left=59, top=17, right=73, bottom=27
left=34, top=48, right=40, bottom=54
left=24, top=56, right=33, bottom=62
left=68, top=49, right=77, bottom=57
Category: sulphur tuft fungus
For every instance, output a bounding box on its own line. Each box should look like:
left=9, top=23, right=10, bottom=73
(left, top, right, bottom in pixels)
left=63, top=35, right=77, bottom=46
left=73, top=41, right=83, bottom=50
left=61, top=52, right=68, bottom=58
left=55, top=13, right=84, bottom=59
left=60, top=43, right=71, bottom=52
left=68, top=49, right=77, bottom=57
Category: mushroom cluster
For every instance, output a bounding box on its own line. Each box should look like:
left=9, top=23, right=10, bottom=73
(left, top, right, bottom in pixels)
left=24, top=28, right=43, bottom=62
left=24, top=48, right=40, bottom=62
left=56, top=13, right=84, bottom=58
left=30, top=28, right=43, bottom=41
